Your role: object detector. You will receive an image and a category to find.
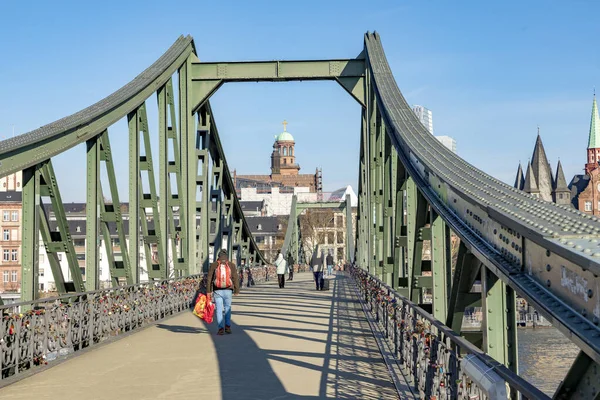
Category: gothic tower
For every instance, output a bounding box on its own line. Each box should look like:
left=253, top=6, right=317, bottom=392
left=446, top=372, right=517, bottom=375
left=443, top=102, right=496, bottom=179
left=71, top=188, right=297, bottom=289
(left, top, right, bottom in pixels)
left=585, top=94, right=600, bottom=174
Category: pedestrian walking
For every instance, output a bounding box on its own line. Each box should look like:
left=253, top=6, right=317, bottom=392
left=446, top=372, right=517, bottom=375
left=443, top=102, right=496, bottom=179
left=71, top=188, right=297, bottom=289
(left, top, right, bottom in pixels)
left=326, top=251, right=334, bottom=277
left=287, top=253, right=294, bottom=281
left=206, top=249, right=240, bottom=335
left=274, top=250, right=288, bottom=288
left=312, top=248, right=325, bottom=290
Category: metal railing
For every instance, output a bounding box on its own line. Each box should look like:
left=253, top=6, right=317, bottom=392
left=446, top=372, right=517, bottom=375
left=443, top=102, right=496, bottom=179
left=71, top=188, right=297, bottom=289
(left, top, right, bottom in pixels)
left=0, top=265, right=274, bottom=381
left=349, top=266, right=549, bottom=400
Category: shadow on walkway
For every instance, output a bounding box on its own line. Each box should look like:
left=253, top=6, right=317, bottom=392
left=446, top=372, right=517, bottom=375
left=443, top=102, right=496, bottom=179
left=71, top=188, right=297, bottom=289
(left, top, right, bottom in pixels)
left=0, top=273, right=402, bottom=400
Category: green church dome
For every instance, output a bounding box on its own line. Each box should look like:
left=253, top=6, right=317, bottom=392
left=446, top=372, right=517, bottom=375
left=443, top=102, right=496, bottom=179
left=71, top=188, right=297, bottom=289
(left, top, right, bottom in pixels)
left=276, top=131, right=294, bottom=142
left=275, top=120, right=294, bottom=142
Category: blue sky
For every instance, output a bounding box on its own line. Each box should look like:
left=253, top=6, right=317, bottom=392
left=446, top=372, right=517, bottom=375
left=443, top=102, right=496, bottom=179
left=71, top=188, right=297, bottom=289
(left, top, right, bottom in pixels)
left=0, top=1, right=599, bottom=201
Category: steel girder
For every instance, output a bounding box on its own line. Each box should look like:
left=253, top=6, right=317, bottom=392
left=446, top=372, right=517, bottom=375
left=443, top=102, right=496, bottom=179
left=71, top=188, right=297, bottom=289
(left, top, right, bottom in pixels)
left=95, top=131, right=132, bottom=286
left=158, top=78, right=187, bottom=277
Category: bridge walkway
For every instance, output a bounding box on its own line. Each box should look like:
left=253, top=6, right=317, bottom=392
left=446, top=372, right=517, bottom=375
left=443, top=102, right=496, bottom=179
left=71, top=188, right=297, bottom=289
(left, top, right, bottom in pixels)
left=0, top=273, right=413, bottom=399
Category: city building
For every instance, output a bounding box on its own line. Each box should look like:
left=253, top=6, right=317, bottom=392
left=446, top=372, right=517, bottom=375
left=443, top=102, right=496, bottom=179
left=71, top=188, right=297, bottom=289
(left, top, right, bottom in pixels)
left=413, top=105, right=433, bottom=134
left=514, top=130, right=570, bottom=205
left=245, top=216, right=285, bottom=263
left=0, top=191, right=22, bottom=300
left=435, top=136, right=457, bottom=154
left=239, top=200, right=266, bottom=217
left=234, top=121, right=322, bottom=195
left=241, top=186, right=312, bottom=216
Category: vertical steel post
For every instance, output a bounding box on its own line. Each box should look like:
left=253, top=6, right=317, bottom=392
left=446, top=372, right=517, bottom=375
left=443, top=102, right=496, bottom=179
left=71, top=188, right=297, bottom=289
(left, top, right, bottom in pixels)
left=128, top=109, right=140, bottom=284
left=482, top=266, right=518, bottom=371
left=180, top=58, right=197, bottom=275
left=85, top=137, right=100, bottom=291
left=431, top=209, right=449, bottom=320
left=158, top=83, right=169, bottom=278
left=21, top=166, right=40, bottom=303
left=197, top=107, right=212, bottom=272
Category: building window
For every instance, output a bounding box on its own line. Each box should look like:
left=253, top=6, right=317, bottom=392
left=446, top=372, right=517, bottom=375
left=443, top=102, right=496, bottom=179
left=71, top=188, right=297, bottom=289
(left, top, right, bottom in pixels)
left=585, top=201, right=592, bottom=211
left=3, top=229, right=9, bottom=241
left=11, top=249, right=17, bottom=262
left=39, top=283, right=45, bottom=291
left=2, top=211, right=9, bottom=221
left=80, top=267, right=85, bottom=276
left=74, top=239, right=85, bottom=247
left=58, top=254, right=62, bottom=261
left=3, top=250, right=9, bottom=261
left=2, top=271, right=8, bottom=283
left=77, top=254, right=85, bottom=261
left=11, top=211, right=18, bottom=222
left=40, top=268, right=45, bottom=277
left=11, top=229, right=17, bottom=241
left=11, top=270, right=17, bottom=282
left=257, top=224, right=262, bottom=231
left=559, top=194, right=563, bottom=199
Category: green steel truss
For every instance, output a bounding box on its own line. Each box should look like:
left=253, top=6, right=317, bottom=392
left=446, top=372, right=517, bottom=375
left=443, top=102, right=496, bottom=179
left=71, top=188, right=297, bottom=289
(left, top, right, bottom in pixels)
left=8, top=33, right=600, bottom=398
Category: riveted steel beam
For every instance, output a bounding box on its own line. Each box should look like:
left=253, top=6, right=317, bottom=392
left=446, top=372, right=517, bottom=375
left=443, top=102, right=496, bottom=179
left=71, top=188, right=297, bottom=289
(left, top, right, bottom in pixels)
left=128, top=109, right=141, bottom=284
left=405, top=177, right=429, bottom=304
left=554, top=351, right=600, bottom=399
left=39, top=161, right=85, bottom=293
left=180, top=59, right=199, bottom=275
left=446, top=242, right=481, bottom=333
left=0, top=38, right=194, bottom=178
left=134, top=103, right=166, bottom=280
left=431, top=209, right=451, bottom=320
left=85, top=137, right=100, bottom=291
left=97, top=130, right=132, bottom=286
left=196, top=105, right=211, bottom=272
left=482, top=266, right=518, bottom=372
left=21, top=166, right=41, bottom=303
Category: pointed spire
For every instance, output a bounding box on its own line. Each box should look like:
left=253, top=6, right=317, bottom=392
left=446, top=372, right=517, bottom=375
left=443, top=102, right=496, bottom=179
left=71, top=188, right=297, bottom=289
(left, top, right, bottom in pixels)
left=523, top=162, right=539, bottom=193
left=530, top=130, right=553, bottom=201
left=588, top=94, right=600, bottom=149
left=553, top=160, right=569, bottom=191
left=514, top=163, right=525, bottom=190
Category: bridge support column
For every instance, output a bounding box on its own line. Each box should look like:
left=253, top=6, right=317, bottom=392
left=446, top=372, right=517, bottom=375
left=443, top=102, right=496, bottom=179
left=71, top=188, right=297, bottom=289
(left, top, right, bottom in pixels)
left=482, top=266, right=518, bottom=372
left=405, top=177, right=429, bottom=305
left=196, top=106, right=211, bottom=272
left=128, top=110, right=141, bottom=284
left=446, top=242, right=482, bottom=344
left=97, top=131, right=132, bottom=286
left=86, top=136, right=100, bottom=291
left=431, top=209, right=450, bottom=320
left=158, top=78, right=187, bottom=278
left=21, top=166, right=41, bottom=303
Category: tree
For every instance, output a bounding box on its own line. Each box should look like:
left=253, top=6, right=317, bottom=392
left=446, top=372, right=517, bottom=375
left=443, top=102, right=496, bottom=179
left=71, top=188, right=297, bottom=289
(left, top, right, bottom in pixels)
left=298, top=209, right=336, bottom=263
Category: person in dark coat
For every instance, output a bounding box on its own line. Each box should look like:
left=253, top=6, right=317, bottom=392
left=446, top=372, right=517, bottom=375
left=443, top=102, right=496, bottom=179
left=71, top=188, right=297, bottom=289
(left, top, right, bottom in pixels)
left=311, top=248, right=325, bottom=290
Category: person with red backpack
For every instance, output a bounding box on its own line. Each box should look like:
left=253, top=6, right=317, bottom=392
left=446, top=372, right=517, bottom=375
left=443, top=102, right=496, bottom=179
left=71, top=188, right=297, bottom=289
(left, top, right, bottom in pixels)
left=206, top=249, right=240, bottom=335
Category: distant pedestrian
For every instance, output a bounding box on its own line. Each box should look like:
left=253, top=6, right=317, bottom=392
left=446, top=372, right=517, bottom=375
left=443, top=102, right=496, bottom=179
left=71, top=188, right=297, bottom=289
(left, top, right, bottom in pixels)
left=287, top=253, right=294, bottom=281
left=274, top=250, right=288, bottom=288
left=312, top=248, right=325, bottom=291
left=207, top=249, right=240, bottom=335
left=326, top=251, right=334, bottom=277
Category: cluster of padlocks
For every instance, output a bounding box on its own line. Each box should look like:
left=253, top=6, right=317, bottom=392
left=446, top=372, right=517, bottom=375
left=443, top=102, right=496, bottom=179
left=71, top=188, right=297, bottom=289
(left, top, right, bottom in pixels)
left=349, top=266, right=490, bottom=400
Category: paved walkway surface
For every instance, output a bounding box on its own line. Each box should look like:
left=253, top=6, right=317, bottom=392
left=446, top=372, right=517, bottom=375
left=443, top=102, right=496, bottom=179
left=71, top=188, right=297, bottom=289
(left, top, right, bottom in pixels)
left=0, top=273, right=407, bottom=399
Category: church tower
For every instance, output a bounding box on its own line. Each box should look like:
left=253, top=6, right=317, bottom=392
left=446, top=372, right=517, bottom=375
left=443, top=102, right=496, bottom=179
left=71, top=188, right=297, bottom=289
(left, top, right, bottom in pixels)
left=270, top=120, right=300, bottom=177
left=530, top=129, right=554, bottom=202
left=585, top=94, right=600, bottom=174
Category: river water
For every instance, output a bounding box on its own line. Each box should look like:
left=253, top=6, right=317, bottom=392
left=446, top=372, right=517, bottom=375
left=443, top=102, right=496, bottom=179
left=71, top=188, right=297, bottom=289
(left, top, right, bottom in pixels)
left=518, top=327, right=580, bottom=396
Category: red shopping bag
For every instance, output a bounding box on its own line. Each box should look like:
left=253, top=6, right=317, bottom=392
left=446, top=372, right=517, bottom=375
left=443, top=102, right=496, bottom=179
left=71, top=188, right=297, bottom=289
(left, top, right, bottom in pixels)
left=203, top=301, right=215, bottom=324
